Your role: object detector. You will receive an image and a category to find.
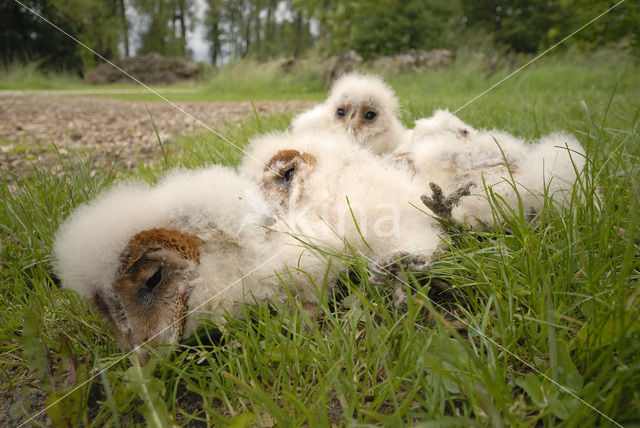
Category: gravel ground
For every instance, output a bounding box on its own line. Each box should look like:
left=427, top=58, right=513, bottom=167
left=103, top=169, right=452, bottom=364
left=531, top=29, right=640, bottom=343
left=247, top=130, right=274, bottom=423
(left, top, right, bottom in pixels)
left=0, top=95, right=316, bottom=176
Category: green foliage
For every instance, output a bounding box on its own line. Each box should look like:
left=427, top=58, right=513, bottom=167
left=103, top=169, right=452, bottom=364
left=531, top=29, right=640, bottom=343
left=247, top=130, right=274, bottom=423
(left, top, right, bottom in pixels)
left=45, top=363, right=89, bottom=428
left=200, top=0, right=640, bottom=64
left=461, top=0, right=561, bottom=53
left=556, top=0, right=640, bottom=48
left=351, top=0, right=462, bottom=59
left=135, top=0, right=196, bottom=58
left=5, top=0, right=639, bottom=79
left=21, top=308, right=91, bottom=427
left=50, top=0, right=123, bottom=69
left=0, top=0, right=83, bottom=72
left=123, top=358, right=172, bottom=427
left=462, top=0, right=640, bottom=53
left=23, top=308, right=55, bottom=395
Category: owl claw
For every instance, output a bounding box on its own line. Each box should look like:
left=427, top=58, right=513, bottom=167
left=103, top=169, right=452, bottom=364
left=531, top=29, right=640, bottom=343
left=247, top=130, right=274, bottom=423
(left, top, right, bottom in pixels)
left=421, top=182, right=474, bottom=223
left=369, top=252, right=432, bottom=309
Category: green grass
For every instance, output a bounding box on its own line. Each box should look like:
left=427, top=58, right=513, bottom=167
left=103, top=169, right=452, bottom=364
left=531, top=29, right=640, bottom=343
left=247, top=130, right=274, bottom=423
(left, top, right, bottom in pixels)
left=1, top=53, right=639, bottom=426
left=0, top=63, right=89, bottom=90
left=0, top=59, right=326, bottom=101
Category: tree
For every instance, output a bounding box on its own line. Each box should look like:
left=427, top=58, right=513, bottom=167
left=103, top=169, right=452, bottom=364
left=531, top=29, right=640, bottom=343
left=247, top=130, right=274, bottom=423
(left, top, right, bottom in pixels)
left=462, top=0, right=639, bottom=52
left=0, top=0, right=82, bottom=72
left=205, top=0, right=223, bottom=64
left=350, top=0, right=462, bottom=59
left=134, top=0, right=195, bottom=58
left=555, top=0, right=640, bottom=48
left=1, top=0, right=126, bottom=73
left=118, top=0, right=130, bottom=57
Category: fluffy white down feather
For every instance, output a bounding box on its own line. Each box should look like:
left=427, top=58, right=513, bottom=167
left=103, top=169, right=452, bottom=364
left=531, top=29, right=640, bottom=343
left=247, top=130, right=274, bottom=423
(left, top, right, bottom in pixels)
left=240, top=130, right=446, bottom=263
left=291, top=72, right=410, bottom=155
left=405, top=110, right=588, bottom=228
left=53, top=165, right=335, bottom=339
left=410, top=108, right=478, bottom=144
left=53, top=182, right=164, bottom=298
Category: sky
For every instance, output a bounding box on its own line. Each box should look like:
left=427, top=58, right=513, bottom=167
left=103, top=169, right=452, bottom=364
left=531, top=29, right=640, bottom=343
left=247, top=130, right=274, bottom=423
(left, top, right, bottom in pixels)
left=126, top=0, right=210, bottom=62
left=187, top=0, right=209, bottom=62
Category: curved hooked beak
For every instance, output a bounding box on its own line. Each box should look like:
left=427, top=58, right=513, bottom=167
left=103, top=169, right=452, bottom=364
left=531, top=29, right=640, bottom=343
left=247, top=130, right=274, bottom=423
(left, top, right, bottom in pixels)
left=346, top=109, right=358, bottom=137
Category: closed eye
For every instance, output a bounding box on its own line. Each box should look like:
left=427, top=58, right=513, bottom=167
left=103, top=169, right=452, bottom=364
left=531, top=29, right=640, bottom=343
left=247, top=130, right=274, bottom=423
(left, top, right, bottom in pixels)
left=145, top=266, right=163, bottom=290
left=283, top=166, right=296, bottom=181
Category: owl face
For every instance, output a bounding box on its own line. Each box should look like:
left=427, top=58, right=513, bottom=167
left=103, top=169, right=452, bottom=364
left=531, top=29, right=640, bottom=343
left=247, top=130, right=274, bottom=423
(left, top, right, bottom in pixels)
left=260, top=149, right=317, bottom=210
left=333, top=99, right=383, bottom=144
left=321, top=73, right=404, bottom=154
left=93, top=228, right=202, bottom=361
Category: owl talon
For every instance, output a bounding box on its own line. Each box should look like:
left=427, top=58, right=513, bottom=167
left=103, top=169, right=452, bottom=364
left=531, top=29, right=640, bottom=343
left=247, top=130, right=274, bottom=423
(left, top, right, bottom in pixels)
left=421, top=182, right=474, bottom=223
left=368, top=252, right=432, bottom=308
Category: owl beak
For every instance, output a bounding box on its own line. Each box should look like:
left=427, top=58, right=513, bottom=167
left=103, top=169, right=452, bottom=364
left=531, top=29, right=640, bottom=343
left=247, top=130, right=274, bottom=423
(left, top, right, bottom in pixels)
left=347, top=110, right=358, bottom=137
left=347, top=119, right=357, bottom=136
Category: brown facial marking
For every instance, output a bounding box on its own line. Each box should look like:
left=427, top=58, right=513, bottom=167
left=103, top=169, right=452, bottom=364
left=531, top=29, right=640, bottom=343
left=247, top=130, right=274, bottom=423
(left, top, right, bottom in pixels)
left=300, top=152, right=317, bottom=167
left=267, top=149, right=303, bottom=167
left=119, top=228, right=202, bottom=272
left=100, top=228, right=204, bottom=353
left=262, top=150, right=318, bottom=207
left=93, top=289, right=133, bottom=347
left=360, top=103, right=378, bottom=122
left=347, top=102, right=380, bottom=141
left=336, top=105, right=349, bottom=120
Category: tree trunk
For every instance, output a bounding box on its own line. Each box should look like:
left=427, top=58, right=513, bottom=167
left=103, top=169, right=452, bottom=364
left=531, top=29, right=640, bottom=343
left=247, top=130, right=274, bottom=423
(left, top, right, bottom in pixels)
left=178, top=0, right=187, bottom=57
left=118, top=0, right=129, bottom=57
left=243, top=4, right=251, bottom=58
left=210, top=18, right=219, bottom=65
left=318, top=0, right=329, bottom=55
left=243, top=21, right=250, bottom=57
left=294, top=11, right=303, bottom=58
left=265, top=0, right=276, bottom=56
left=254, top=0, right=262, bottom=59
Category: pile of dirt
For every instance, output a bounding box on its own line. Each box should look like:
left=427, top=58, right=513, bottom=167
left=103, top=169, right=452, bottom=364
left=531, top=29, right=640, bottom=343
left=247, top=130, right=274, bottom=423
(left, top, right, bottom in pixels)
left=324, top=50, right=363, bottom=88
left=373, top=49, right=454, bottom=72
left=88, top=52, right=201, bottom=85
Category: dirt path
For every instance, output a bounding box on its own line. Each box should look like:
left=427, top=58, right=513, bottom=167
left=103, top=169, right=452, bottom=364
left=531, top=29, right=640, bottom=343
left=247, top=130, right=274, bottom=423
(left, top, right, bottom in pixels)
left=0, top=95, right=316, bottom=176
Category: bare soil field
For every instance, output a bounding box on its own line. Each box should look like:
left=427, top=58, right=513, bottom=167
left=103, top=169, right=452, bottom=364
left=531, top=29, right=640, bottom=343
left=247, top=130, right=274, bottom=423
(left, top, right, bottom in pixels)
left=0, top=94, right=315, bottom=176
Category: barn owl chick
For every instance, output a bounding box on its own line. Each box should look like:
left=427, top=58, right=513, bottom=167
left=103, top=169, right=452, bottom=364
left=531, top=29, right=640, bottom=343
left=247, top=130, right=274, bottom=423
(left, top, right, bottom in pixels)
left=291, top=73, right=410, bottom=155
left=391, top=109, right=478, bottom=173
left=240, top=130, right=447, bottom=282
left=410, top=109, right=478, bottom=143
left=53, top=166, right=336, bottom=360
left=404, top=120, right=589, bottom=229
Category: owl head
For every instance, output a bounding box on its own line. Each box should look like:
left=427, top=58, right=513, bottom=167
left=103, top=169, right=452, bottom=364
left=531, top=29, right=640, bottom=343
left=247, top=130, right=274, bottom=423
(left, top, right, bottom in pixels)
left=94, top=228, right=202, bottom=361
left=411, top=109, right=476, bottom=143
left=291, top=73, right=408, bottom=155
